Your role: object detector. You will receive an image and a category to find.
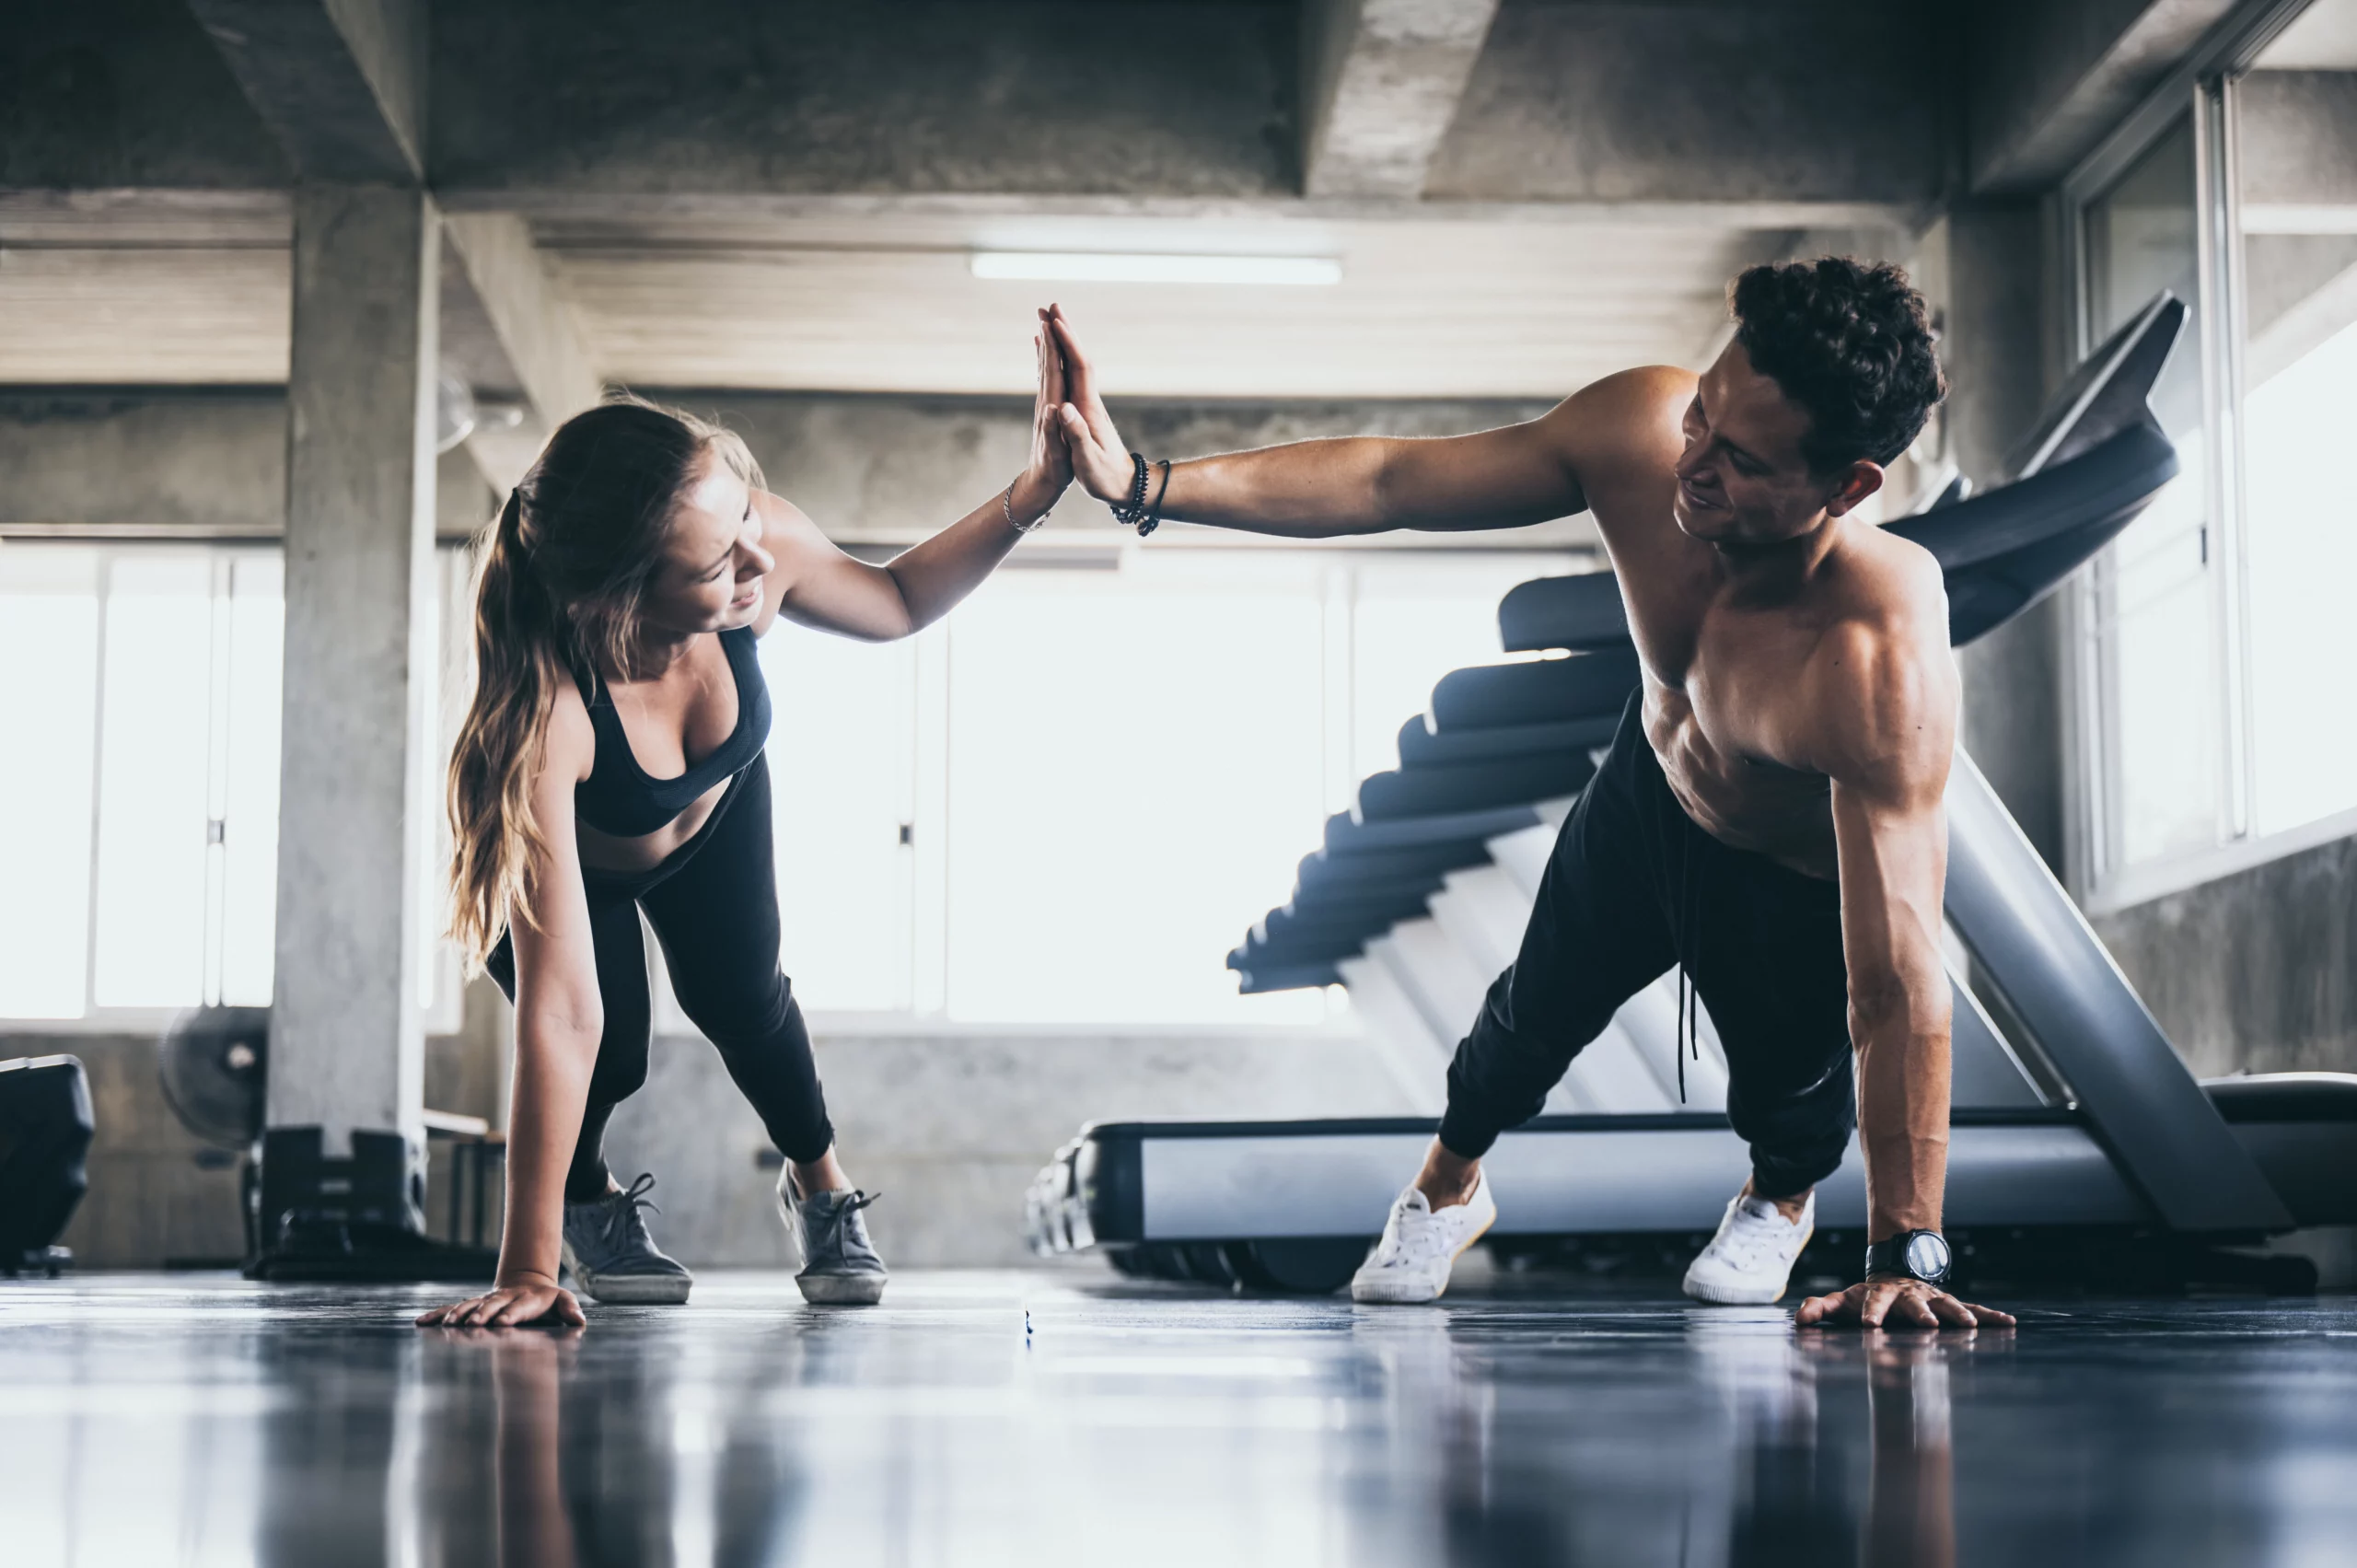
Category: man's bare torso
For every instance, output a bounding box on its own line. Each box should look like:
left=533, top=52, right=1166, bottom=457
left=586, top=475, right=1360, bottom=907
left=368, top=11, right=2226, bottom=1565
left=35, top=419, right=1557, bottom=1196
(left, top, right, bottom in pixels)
left=1559, top=367, right=1953, bottom=880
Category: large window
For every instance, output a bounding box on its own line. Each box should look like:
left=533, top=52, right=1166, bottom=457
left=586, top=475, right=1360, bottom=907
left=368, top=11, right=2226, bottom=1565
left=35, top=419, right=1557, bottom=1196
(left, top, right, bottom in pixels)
left=2235, top=13, right=2357, bottom=837
left=0, top=543, right=464, bottom=1026
left=2071, top=0, right=2357, bottom=903
left=5, top=540, right=1564, bottom=1031
left=2083, top=114, right=2228, bottom=869
left=750, top=550, right=1565, bottom=1028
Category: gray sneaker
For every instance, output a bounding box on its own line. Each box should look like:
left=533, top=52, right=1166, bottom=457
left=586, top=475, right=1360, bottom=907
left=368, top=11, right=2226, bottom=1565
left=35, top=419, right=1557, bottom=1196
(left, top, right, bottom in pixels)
left=777, top=1175, right=888, bottom=1305
left=561, top=1173, right=693, bottom=1305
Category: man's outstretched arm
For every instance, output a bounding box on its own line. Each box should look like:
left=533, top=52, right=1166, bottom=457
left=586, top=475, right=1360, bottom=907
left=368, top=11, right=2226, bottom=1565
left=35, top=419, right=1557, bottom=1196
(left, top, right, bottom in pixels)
left=1043, top=304, right=1606, bottom=537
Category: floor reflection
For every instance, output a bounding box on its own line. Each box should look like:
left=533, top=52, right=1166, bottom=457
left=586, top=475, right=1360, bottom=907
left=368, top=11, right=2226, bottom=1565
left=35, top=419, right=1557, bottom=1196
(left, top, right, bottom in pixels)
left=1, top=1274, right=2353, bottom=1566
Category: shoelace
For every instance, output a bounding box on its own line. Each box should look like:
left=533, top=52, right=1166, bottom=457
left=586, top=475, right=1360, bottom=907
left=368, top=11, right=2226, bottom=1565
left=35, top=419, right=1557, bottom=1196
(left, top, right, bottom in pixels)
left=599, top=1171, right=663, bottom=1251
left=1378, top=1194, right=1459, bottom=1267
left=807, top=1189, right=882, bottom=1262
left=1716, top=1204, right=1797, bottom=1270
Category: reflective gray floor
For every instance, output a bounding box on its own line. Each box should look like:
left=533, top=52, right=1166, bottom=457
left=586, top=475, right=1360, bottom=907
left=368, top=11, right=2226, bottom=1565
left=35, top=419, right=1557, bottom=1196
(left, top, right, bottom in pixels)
left=3, top=1271, right=2355, bottom=1565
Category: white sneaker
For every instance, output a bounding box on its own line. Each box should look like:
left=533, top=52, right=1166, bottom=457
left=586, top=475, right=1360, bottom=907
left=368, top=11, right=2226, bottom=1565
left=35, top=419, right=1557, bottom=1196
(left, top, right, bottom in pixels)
left=1682, top=1190, right=1816, bottom=1305
left=1351, top=1171, right=1498, bottom=1305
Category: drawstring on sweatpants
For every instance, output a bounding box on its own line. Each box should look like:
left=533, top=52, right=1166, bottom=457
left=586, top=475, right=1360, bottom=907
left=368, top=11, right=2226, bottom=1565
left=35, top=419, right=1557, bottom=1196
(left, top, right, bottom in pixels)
left=1674, top=823, right=1704, bottom=1104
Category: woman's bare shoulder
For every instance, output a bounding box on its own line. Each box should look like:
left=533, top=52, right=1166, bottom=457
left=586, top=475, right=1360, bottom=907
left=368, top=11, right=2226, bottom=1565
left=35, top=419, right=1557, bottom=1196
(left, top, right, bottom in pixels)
left=544, top=677, right=598, bottom=786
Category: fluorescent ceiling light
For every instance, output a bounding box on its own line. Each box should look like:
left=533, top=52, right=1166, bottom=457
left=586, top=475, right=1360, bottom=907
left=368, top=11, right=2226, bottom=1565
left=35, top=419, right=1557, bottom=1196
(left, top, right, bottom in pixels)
left=970, top=251, right=1342, bottom=285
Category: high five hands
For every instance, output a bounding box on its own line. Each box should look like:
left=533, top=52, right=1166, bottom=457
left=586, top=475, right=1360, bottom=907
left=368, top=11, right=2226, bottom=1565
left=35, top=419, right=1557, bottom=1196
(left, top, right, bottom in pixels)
left=1016, top=311, right=1076, bottom=520
left=1038, top=305, right=1138, bottom=505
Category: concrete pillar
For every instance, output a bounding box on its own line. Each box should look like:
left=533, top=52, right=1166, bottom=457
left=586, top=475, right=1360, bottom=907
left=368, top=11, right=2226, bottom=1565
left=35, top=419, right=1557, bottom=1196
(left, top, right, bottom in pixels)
left=266, top=184, right=438, bottom=1156
left=1939, top=199, right=2070, bottom=872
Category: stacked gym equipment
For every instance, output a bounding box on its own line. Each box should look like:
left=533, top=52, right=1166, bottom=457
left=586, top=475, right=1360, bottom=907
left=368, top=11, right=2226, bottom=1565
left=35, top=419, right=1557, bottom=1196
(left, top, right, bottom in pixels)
left=0, top=1054, right=94, bottom=1278
left=159, top=1007, right=500, bottom=1282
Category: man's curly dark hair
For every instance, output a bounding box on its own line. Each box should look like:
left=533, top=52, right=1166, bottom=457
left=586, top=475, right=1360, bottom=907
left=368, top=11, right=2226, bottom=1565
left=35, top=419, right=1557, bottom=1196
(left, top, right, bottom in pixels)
left=1729, top=258, right=1945, bottom=473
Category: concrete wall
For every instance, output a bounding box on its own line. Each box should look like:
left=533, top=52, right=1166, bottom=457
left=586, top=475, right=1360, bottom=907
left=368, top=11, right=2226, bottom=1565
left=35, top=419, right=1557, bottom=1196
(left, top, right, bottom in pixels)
left=601, top=1027, right=1419, bottom=1269
left=2241, top=69, right=2357, bottom=209
left=675, top=389, right=1568, bottom=545
left=0, top=389, right=289, bottom=535
left=2094, top=839, right=2357, bottom=1082
left=1910, top=202, right=2072, bottom=869
left=2093, top=841, right=2357, bottom=1284
left=0, top=389, right=492, bottom=540
left=0, top=386, right=1571, bottom=548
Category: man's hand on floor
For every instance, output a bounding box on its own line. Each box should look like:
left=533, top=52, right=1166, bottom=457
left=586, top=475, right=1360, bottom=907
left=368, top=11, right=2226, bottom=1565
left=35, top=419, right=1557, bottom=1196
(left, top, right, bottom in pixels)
left=1794, top=1275, right=2017, bottom=1330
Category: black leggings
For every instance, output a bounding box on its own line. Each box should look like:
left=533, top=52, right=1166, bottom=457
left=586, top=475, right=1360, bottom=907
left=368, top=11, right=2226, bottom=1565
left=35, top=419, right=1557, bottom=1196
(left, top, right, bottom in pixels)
left=1438, top=691, right=1856, bottom=1199
left=488, top=754, right=834, bottom=1202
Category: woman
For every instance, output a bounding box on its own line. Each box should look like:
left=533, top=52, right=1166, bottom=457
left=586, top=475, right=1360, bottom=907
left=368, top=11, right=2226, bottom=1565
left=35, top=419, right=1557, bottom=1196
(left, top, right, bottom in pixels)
left=416, top=328, right=1070, bottom=1328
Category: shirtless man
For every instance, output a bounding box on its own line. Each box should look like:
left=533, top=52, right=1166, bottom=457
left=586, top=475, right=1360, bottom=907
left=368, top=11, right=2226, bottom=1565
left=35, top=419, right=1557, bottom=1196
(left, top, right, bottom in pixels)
left=1046, top=258, right=2013, bottom=1329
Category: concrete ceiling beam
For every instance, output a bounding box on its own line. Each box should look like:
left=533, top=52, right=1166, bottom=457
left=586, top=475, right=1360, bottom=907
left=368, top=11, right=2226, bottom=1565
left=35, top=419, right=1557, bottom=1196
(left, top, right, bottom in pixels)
left=183, top=0, right=426, bottom=182
left=440, top=212, right=604, bottom=489
left=440, top=215, right=601, bottom=423
left=1968, top=0, right=2244, bottom=195
left=1300, top=0, right=1504, bottom=200
left=438, top=190, right=1936, bottom=234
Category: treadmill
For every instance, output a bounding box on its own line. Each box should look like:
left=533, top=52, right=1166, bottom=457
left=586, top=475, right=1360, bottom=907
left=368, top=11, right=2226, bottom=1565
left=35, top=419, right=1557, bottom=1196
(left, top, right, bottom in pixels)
left=1026, top=295, right=2357, bottom=1295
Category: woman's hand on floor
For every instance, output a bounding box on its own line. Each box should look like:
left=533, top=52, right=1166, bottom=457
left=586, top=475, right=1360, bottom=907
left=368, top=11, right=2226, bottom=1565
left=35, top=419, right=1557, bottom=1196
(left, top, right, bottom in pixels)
left=413, top=1274, right=586, bottom=1329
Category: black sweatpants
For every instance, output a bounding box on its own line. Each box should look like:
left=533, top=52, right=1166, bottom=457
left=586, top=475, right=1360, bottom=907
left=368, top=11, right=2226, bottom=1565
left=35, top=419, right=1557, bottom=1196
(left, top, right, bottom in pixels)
left=488, top=754, right=834, bottom=1202
left=1437, top=691, right=1856, bottom=1199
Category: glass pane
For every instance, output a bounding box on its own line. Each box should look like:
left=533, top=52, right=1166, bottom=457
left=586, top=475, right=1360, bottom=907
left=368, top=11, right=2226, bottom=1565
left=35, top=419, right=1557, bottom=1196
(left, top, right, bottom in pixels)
left=2242, top=317, right=2357, bottom=831
left=92, top=554, right=216, bottom=1007
left=219, top=554, right=284, bottom=1006
left=1350, top=557, right=1569, bottom=784
left=944, top=559, right=1328, bottom=1025
left=760, top=620, right=916, bottom=1012
left=2237, top=35, right=2357, bottom=835
left=2084, top=112, right=2223, bottom=865
left=0, top=549, right=102, bottom=1018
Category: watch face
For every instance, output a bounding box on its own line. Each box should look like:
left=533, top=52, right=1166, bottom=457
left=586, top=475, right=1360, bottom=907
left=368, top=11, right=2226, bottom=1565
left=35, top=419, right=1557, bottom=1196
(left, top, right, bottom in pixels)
left=1905, top=1232, right=1952, bottom=1280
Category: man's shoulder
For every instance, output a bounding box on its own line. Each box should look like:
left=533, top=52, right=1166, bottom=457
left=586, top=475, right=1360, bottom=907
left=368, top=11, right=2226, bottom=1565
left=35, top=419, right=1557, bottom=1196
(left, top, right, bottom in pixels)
left=1800, top=532, right=1956, bottom=786
left=1546, top=366, right=1695, bottom=439
left=1825, top=523, right=1949, bottom=649
left=1534, top=366, right=1693, bottom=499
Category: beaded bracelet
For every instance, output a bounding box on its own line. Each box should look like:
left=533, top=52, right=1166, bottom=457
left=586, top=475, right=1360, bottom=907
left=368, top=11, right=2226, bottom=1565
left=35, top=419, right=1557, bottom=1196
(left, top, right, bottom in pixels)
left=1109, top=451, right=1152, bottom=528
left=1137, top=459, right=1172, bottom=539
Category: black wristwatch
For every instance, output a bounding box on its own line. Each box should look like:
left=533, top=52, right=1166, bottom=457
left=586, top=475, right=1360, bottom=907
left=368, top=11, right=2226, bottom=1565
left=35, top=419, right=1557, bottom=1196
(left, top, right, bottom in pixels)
left=1864, top=1230, right=1953, bottom=1287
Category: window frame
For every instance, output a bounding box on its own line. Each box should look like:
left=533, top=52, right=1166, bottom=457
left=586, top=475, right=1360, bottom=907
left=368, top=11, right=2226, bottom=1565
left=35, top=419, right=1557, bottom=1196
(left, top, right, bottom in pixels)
left=2061, top=0, right=2338, bottom=913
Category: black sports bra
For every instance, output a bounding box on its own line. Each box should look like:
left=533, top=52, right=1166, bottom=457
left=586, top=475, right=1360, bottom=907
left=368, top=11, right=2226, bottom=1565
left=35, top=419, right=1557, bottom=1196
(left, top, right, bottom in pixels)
left=573, top=625, right=772, bottom=837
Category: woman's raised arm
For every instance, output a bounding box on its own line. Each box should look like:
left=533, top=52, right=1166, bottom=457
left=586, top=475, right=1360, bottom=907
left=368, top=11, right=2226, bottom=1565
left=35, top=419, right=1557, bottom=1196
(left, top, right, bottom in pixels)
left=754, top=326, right=1073, bottom=644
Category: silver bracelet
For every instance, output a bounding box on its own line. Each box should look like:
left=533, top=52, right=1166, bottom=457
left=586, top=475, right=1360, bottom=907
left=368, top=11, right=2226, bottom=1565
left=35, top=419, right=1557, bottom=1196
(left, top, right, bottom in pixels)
left=1003, top=478, right=1048, bottom=535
